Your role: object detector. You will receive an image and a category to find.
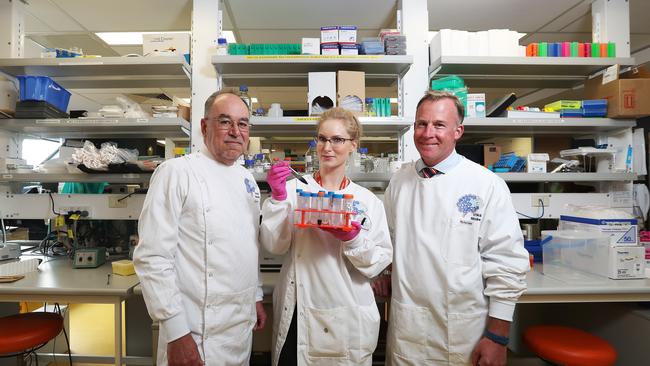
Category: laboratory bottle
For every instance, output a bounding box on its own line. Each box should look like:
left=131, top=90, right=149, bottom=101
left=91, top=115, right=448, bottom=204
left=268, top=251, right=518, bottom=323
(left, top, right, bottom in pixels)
left=365, top=98, right=375, bottom=117
left=261, top=149, right=272, bottom=171
left=332, top=194, right=344, bottom=227
left=305, top=140, right=319, bottom=173
left=239, top=85, right=252, bottom=114
left=244, top=158, right=255, bottom=172
left=343, top=194, right=354, bottom=227
left=216, top=37, right=228, bottom=55
left=358, top=148, right=374, bottom=173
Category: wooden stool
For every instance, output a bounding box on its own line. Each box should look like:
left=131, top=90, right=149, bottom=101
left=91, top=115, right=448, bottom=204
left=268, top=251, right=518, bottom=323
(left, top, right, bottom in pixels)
left=523, top=325, right=617, bottom=366
left=0, top=312, right=65, bottom=364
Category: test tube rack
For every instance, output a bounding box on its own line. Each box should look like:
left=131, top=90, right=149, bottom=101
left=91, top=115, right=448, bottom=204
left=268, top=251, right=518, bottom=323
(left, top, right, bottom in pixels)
left=293, top=209, right=355, bottom=231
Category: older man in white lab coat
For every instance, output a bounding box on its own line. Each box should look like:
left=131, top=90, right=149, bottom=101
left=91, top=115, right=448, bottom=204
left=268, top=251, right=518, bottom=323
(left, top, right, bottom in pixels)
left=134, top=91, right=266, bottom=366
left=382, top=91, right=530, bottom=366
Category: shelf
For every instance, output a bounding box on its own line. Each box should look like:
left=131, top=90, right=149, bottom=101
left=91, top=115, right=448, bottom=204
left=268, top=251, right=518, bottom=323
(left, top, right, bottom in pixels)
left=462, top=117, right=636, bottom=135
left=249, top=116, right=412, bottom=137
left=212, top=55, right=412, bottom=87
left=0, top=172, right=152, bottom=184
left=497, top=172, right=636, bottom=182
left=0, top=118, right=190, bottom=139
left=429, top=56, right=636, bottom=88
left=0, top=56, right=191, bottom=89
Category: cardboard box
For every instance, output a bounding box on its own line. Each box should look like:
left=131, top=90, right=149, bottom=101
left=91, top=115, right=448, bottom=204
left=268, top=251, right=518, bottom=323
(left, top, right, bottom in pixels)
left=466, top=93, right=486, bottom=118
left=320, top=26, right=338, bottom=44
left=340, top=44, right=359, bottom=56
left=337, top=71, right=365, bottom=115
left=527, top=153, right=549, bottom=173
left=338, top=26, right=358, bottom=43
left=483, top=144, right=501, bottom=168
left=559, top=215, right=638, bottom=246
left=584, top=66, right=650, bottom=118
left=143, top=33, right=190, bottom=55
left=301, top=38, right=320, bottom=55
left=308, top=72, right=336, bottom=115
left=321, top=44, right=339, bottom=55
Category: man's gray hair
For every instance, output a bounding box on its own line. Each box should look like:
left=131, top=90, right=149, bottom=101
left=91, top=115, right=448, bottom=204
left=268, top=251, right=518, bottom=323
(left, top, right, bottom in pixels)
left=415, top=90, right=465, bottom=125
left=203, top=89, right=249, bottom=117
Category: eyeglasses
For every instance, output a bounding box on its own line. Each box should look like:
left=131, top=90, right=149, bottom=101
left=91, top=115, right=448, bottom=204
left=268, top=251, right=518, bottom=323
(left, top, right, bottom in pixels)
left=211, top=117, right=250, bottom=132
left=316, top=135, right=354, bottom=146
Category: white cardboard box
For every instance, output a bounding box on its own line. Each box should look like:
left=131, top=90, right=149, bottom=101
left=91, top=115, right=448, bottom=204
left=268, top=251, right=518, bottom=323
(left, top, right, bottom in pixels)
left=338, top=26, right=357, bottom=43
left=143, top=33, right=190, bottom=55
left=320, top=26, right=338, bottom=44
left=301, top=38, right=320, bottom=55
left=340, top=44, right=358, bottom=55
left=466, top=93, right=485, bottom=118
left=320, top=44, right=339, bottom=55
left=527, top=153, right=549, bottom=173
left=609, top=245, right=646, bottom=279
left=308, top=72, right=336, bottom=115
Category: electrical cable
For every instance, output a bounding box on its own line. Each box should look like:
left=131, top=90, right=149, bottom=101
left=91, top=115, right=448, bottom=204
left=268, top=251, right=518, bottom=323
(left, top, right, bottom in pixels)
left=1, top=217, right=6, bottom=243
left=517, top=198, right=545, bottom=220
left=48, top=192, right=62, bottom=216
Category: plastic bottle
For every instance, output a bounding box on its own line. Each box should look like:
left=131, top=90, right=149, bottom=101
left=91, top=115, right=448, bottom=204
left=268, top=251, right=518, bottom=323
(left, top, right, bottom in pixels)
left=317, top=191, right=326, bottom=225
left=332, top=193, right=344, bottom=227
left=239, top=85, right=252, bottom=114
left=216, top=37, right=228, bottom=55
left=365, top=98, right=375, bottom=117
left=309, top=192, right=319, bottom=225
left=359, top=147, right=374, bottom=173
left=244, top=158, right=255, bottom=172
left=253, top=153, right=264, bottom=174
left=261, top=149, right=272, bottom=171
left=305, top=140, right=319, bottom=173
left=296, top=191, right=310, bottom=225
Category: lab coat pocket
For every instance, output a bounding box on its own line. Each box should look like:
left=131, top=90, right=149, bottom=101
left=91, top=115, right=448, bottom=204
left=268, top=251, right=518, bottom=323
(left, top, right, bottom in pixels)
left=205, top=286, right=256, bottom=344
left=358, top=304, right=381, bottom=356
left=390, top=299, right=445, bottom=361
left=306, top=306, right=350, bottom=358
left=448, top=311, right=487, bottom=364
left=442, top=219, right=479, bottom=266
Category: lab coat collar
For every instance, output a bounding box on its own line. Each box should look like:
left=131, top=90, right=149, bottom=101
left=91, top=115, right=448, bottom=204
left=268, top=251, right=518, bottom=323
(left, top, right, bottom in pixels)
left=416, top=150, right=461, bottom=175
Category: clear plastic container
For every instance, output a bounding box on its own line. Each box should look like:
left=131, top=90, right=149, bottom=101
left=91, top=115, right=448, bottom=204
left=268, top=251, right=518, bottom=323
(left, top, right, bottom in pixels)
left=541, top=229, right=610, bottom=279
left=308, top=193, right=319, bottom=225
left=261, top=149, right=272, bottom=171
left=305, top=140, right=319, bottom=173
left=253, top=153, right=264, bottom=174
left=331, top=194, right=344, bottom=227
left=343, top=194, right=354, bottom=227
left=317, top=191, right=326, bottom=225
left=296, top=191, right=310, bottom=224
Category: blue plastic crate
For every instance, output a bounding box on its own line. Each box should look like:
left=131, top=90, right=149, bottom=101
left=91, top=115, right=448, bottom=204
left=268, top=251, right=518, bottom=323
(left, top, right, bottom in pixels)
left=17, top=75, right=71, bottom=113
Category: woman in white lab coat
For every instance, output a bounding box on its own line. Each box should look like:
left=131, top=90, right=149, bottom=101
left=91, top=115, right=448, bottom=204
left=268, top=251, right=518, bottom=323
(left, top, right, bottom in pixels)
left=260, top=107, right=393, bottom=366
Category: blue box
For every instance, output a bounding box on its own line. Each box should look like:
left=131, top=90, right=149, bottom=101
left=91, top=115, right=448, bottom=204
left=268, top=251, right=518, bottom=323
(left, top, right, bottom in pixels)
left=17, top=75, right=71, bottom=112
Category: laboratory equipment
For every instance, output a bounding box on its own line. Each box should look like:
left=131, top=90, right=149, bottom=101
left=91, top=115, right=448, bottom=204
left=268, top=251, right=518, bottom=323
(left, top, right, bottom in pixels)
left=0, top=242, right=20, bottom=261
left=73, top=248, right=106, bottom=269
left=293, top=191, right=354, bottom=231
left=305, top=140, right=318, bottom=173
left=238, top=85, right=252, bottom=114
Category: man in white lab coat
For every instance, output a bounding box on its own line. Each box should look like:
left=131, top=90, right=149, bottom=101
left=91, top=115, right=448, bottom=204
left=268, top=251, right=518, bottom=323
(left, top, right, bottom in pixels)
left=383, top=91, right=530, bottom=366
left=134, top=91, right=266, bottom=366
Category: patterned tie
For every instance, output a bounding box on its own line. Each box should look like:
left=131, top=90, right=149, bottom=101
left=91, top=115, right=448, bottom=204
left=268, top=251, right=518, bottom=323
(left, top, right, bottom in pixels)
left=420, top=166, right=439, bottom=178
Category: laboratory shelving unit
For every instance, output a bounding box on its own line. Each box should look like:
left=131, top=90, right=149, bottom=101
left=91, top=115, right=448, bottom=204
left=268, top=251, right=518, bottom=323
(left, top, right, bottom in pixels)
left=249, top=116, right=412, bottom=137
left=429, top=46, right=637, bottom=217
left=0, top=57, right=191, bottom=219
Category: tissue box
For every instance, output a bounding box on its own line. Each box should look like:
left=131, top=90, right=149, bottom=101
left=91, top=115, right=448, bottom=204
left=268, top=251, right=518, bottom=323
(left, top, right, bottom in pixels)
left=112, top=259, right=136, bottom=276
left=321, top=26, right=338, bottom=44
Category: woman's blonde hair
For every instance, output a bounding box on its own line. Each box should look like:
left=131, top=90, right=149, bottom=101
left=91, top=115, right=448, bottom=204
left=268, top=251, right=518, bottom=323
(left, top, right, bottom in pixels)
left=316, top=107, right=363, bottom=146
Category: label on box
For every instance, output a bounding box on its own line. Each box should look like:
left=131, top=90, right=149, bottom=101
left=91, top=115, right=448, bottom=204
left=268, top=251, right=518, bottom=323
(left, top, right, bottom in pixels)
left=340, top=44, right=359, bottom=55
left=602, top=64, right=619, bottom=85
left=609, top=246, right=645, bottom=279
left=560, top=215, right=638, bottom=245
left=321, top=44, right=339, bottom=55
left=466, top=93, right=485, bottom=118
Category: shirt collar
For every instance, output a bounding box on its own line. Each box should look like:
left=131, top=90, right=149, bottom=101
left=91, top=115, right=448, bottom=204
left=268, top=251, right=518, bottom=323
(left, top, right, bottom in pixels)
left=415, top=150, right=461, bottom=174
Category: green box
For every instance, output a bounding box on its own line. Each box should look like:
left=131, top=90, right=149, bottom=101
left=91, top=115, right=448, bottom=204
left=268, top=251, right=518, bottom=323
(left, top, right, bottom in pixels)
left=73, top=248, right=106, bottom=268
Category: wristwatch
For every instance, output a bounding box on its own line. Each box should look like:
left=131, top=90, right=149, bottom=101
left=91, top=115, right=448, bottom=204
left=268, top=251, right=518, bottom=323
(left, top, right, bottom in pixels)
left=483, top=330, right=509, bottom=346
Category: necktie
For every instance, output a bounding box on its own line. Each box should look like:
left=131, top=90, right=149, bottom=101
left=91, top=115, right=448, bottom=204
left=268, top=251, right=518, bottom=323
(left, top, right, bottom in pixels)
left=420, top=166, right=439, bottom=178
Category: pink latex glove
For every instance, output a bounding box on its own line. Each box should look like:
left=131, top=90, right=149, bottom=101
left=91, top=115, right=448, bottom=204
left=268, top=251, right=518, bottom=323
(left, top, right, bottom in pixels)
left=321, top=221, right=361, bottom=242
left=267, top=161, right=291, bottom=201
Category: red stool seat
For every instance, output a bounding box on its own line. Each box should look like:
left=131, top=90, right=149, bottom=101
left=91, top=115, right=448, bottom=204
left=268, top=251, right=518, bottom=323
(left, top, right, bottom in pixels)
left=523, top=325, right=617, bottom=366
left=0, top=313, right=64, bottom=355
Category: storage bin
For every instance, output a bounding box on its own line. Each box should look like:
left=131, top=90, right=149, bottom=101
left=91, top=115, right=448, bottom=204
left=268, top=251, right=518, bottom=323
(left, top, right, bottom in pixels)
left=17, top=76, right=71, bottom=113
left=541, top=230, right=610, bottom=279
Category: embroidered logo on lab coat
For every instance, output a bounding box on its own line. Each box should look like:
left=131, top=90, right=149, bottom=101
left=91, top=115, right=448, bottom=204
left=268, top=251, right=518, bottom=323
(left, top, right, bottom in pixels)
left=457, top=194, right=483, bottom=224
left=244, top=178, right=260, bottom=201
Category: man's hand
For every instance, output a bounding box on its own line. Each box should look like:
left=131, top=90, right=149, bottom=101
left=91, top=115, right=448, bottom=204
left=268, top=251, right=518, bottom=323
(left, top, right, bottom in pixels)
left=471, top=317, right=510, bottom=366
left=470, top=336, right=507, bottom=366
left=167, top=333, right=203, bottom=366
left=254, top=301, right=267, bottom=331
left=371, top=274, right=391, bottom=297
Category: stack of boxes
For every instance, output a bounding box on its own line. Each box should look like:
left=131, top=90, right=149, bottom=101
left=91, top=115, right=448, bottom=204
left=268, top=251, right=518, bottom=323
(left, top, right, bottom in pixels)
left=382, top=32, right=407, bottom=55
left=319, top=26, right=358, bottom=55
left=526, top=42, right=616, bottom=57
left=544, top=99, right=608, bottom=118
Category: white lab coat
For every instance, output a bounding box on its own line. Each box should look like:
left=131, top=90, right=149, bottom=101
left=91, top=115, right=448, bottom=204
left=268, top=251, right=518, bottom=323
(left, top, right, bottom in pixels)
left=260, top=175, right=392, bottom=366
left=134, top=152, right=263, bottom=366
left=384, top=158, right=529, bottom=365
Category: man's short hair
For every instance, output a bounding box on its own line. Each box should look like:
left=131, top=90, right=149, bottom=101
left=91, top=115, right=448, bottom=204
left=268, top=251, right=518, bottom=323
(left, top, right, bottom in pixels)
left=203, top=89, right=248, bottom=117
left=415, top=90, right=465, bottom=125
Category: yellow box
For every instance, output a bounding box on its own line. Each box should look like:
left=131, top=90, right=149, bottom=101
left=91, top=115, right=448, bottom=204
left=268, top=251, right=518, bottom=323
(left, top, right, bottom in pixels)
left=544, top=100, right=582, bottom=112
left=111, top=260, right=136, bottom=276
